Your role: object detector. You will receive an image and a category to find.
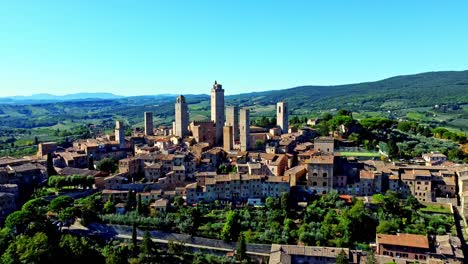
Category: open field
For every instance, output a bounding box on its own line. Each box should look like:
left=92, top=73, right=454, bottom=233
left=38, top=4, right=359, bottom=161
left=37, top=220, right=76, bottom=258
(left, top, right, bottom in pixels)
left=336, top=151, right=381, bottom=157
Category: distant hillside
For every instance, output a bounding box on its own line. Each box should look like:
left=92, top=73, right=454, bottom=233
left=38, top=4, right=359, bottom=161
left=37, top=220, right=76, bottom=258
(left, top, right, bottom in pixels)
left=228, top=70, right=468, bottom=114
left=0, top=92, right=125, bottom=104
left=0, top=70, right=468, bottom=130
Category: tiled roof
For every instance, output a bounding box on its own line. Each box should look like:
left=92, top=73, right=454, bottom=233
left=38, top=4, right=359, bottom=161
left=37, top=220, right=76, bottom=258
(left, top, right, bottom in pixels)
left=308, top=155, right=334, bottom=165
left=377, top=233, right=429, bottom=249
left=360, top=170, right=375, bottom=179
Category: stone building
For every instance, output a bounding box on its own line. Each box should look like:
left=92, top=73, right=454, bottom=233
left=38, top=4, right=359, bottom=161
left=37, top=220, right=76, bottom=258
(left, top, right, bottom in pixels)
left=269, top=244, right=351, bottom=264
left=0, top=192, right=16, bottom=219
left=144, top=112, right=154, bottom=136
left=211, top=81, right=225, bottom=146
left=185, top=174, right=290, bottom=204
left=306, top=154, right=334, bottom=194
left=225, top=106, right=239, bottom=144
left=174, top=95, right=189, bottom=138
left=276, top=102, right=288, bottom=134
left=37, top=142, right=57, bottom=158
left=400, top=169, right=434, bottom=202
left=119, top=157, right=144, bottom=178
left=115, top=121, right=125, bottom=149
left=190, top=121, right=216, bottom=147
left=376, top=233, right=429, bottom=261
left=239, top=108, right=250, bottom=151
left=223, top=125, right=233, bottom=151
left=314, top=137, right=335, bottom=153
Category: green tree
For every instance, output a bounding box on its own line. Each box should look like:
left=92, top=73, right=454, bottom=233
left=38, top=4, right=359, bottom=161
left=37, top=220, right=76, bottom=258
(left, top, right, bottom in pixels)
left=280, top=192, right=289, bottom=213
left=365, top=251, right=378, bottom=264
left=405, top=195, right=423, bottom=211
left=0, top=228, right=14, bottom=256
left=22, top=198, right=49, bottom=217
left=2, top=232, right=51, bottom=264
left=137, top=194, right=143, bottom=215
left=96, top=158, right=118, bottom=173
left=173, top=196, right=185, bottom=209
left=5, top=210, right=31, bottom=234
left=139, top=231, right=156, bottom=262
left=336, top=249, right=349, bottom=264
left=322, top=113, right=333, bottom=121
left=58, top=234, right=102, bottom=263
left=221, top=211, right=240, bottom=242
left=59, top=207, right=77, bottom=225
left=337, top=109, right=352, bottom=116
left=132, top=223, right=138, bottom=249
left=236, top=232, right=247, bottom=262
left=49, top=196, right=74, bottom=212
left=126, top=190, right=136, bottom=211
left=255, top=140, right=264, bottom=150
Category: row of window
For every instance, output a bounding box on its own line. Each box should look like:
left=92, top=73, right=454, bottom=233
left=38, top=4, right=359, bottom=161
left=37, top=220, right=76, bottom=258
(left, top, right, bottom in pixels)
left=311, top=173, right=328, bottom=177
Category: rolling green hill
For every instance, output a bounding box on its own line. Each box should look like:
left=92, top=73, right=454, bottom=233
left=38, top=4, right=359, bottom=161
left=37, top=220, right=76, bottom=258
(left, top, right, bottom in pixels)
left=227, top=70, right=468, bottom=113
left=1, top=70, right=468, bottom=132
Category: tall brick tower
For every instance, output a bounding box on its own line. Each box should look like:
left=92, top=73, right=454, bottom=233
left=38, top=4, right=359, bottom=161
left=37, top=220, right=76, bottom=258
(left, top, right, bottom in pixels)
left=144, top=112, right=154, bottom=136
left=174, top=95, right=189, bottom=138
left=211, top=81, right=225, bottom=145
left=225, top=106, right=239, bottom=145
left=115, top=120, right=125, bottom=149
left=240, top=108, right=250, bottom=151
left=277, top=102, right=288, bottom=134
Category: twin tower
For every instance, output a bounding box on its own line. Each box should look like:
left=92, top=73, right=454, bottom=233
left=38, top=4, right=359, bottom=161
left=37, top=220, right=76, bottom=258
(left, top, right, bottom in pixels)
left=173, top=81, right=288, bottom=151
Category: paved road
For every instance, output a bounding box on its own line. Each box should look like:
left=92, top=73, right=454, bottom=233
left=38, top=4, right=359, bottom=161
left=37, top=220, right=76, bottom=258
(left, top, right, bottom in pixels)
left=75, top=223, right=271, bottom=256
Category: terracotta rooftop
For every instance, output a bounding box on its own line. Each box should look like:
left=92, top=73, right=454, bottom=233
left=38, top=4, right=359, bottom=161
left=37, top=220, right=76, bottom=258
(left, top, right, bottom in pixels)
left=360, top=170, right=375, bottom=179
left=377, top=233, right=429, bottom=249
left=308, top=155, right=334, bottom=165
left=269, top=244, right=349, bottom=264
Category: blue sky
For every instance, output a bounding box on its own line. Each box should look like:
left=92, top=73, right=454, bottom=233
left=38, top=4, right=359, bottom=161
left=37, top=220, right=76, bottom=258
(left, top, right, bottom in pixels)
left=1, top=1, right=468, bottom=96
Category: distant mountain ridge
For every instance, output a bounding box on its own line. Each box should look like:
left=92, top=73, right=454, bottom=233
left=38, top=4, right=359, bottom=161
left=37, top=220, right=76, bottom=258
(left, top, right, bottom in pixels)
left=0, top=70, right=467, bottom=131
left=1, top=70, right=468, bottom=110
left=227, top=70, right=468, bottom=112
left=0, top=92, right=125, bottom=104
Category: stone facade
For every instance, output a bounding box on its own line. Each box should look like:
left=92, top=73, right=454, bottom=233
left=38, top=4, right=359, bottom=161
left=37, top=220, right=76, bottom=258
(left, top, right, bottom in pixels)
left=185, top=174, right=290, bottom=204
left=223, top=125, right=233, bottom=152
left=211, top=81, right=225, bottom=146
left=307, top=154, right=334, bottom=194
left=115, top=121, right=125, bottom=149
left=225, top=106, right=239, bottom=144
left=276, top=102, right=288, bottom=134
left=314, top=137, right=335, bottom=153
left=144, top=112, right=154, bottom=136
left=190, top=121, right=216, bottom=147
left=37, top=142, right=57, bottom=158
left=174, top=95, right=189, bottom=138
left=239, top=108, right=250, bottom=151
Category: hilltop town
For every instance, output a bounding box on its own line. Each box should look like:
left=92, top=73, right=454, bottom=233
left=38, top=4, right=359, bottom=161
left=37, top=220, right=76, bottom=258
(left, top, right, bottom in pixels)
left=0, top=81, right=467, bottom=264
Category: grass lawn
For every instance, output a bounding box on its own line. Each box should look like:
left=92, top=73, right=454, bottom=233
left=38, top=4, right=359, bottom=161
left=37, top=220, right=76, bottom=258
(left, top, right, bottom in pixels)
left=419, top=204, right=452, bottom=214
left=337, top=151, right=380, bottom=157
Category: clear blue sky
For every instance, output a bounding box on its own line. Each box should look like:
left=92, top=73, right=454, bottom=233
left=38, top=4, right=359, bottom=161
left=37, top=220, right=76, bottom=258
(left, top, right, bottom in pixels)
left=1, top=1, right=468, bottom=97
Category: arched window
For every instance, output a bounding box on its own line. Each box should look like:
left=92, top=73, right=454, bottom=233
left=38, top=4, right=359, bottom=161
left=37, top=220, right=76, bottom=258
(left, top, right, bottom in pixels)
left=323, top=173, right=328, bottom=178
left=313, top=173, right=318, bottom=177
left=323, top=182, right=327, bottom=187
left=312, top=182, right=317, bottom=186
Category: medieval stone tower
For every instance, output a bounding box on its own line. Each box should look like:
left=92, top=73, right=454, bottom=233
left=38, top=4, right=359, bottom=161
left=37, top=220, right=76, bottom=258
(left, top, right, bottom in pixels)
left=144, top=112, right=154, bottom=136
left=211, top=81, right=225, bottom=145
left=239, top=108, right=250, bottom=151
left=174, top=95, right=189, bottom=138
left=277, top=101, right=288, bottom=134
left=225, top=106, right=239, bottom=145
left=115, top=120, right=125, bottom=149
